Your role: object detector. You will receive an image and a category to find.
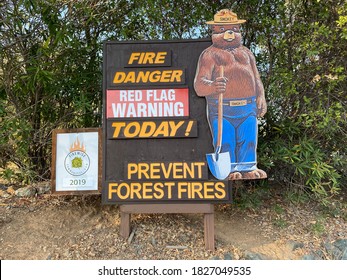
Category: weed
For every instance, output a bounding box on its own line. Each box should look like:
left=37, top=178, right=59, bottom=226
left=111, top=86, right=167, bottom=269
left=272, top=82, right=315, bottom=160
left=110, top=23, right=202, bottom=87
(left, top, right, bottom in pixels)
left=284, top=189, right=310, bottom=205
left=310, top=219, right=326, bottom=236
left=272, top=204, right=285, bottom=215
left=1, top=168, right=15, bottom=183
left=321, top=201, right=347, bottom=221
left=234, top=184, right=271, bottom=210
left=273, top=218, right=288, bottom=229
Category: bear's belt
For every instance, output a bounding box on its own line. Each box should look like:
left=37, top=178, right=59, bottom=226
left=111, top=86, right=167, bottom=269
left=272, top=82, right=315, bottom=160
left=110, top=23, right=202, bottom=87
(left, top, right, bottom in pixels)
left=223, top=99, right=253, bottom=106
left=207, top=96, right=256, bottom=107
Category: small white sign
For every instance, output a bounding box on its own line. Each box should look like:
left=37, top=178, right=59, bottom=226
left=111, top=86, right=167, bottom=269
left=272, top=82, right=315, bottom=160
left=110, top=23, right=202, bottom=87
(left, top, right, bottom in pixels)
left=54, top=131, right=99, bottom=192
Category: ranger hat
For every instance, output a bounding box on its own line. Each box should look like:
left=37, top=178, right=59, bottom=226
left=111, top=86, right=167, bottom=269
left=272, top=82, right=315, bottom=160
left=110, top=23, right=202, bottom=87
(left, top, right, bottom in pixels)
left=206, top=9, right=246, bottom=25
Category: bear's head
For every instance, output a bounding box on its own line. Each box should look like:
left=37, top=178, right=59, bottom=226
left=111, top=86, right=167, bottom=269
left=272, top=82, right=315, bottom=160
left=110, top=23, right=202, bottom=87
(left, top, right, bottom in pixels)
left=211, top=24, right=242, bottom=49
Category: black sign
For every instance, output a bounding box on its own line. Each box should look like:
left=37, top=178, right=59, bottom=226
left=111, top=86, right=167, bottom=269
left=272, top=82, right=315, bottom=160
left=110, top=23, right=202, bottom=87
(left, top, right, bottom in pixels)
left=102, top=39, right=232, bottom=204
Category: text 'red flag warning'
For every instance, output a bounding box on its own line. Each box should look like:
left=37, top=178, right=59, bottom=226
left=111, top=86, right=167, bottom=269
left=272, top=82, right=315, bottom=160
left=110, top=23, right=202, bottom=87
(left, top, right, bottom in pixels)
left=106, top=88, right=189, bottom=118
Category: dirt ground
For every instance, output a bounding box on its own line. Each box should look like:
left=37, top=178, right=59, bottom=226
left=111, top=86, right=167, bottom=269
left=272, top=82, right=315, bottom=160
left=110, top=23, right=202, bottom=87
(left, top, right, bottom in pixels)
left=1, top=183, right=346, bottom=260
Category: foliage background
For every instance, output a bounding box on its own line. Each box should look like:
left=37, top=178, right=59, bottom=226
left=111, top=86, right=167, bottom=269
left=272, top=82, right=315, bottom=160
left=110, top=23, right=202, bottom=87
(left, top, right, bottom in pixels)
left=0, top=0, right=346, bottom=200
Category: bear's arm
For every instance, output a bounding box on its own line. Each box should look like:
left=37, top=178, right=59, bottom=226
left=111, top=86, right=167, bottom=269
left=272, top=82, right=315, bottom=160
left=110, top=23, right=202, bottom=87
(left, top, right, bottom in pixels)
left=194, top=50, right=219, bottom=97
left=246, top=48, right=267, bottom=116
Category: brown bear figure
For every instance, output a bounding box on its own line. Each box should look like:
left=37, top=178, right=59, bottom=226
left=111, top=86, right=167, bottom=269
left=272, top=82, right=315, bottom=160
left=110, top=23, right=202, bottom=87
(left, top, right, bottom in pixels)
left=194, top=9, right=267, bottom=180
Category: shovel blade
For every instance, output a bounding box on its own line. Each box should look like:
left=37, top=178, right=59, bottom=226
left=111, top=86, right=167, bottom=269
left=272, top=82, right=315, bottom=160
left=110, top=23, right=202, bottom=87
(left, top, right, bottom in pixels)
left=206, top=152, right=231, bottom=180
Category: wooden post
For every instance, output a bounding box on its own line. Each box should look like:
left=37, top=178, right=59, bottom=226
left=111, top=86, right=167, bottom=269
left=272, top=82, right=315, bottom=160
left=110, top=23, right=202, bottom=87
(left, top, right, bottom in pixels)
left=204, top=213, right=215, bottom=251
left=120, top=211, right=130, bottom=238
left=119, top=204, right=215, bottom=251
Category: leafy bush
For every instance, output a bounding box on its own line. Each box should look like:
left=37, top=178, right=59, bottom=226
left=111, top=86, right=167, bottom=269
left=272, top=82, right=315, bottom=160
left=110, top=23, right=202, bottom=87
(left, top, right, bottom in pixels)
left=254, top=0, right=347, bottom=200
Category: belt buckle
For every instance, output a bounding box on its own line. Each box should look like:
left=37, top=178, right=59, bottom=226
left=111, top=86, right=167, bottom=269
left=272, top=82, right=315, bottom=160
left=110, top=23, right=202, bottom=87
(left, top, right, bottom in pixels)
left=229, top=100, right=247, bottom=106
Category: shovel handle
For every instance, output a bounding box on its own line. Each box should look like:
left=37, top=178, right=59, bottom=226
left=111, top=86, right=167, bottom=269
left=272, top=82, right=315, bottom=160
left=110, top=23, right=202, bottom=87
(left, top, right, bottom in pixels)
left=216, top=66, right=224, bottom=150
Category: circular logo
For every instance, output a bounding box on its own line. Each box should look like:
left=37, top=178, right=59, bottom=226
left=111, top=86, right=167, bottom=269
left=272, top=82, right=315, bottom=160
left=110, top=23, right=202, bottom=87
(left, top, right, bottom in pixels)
left=64, top=151, right=90, bottom=176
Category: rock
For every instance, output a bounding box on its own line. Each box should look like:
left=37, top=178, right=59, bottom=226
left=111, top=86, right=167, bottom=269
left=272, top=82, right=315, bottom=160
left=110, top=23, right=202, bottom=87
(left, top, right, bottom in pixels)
left=244, top=251, right=267, bottom=260
left=151, top=237, right=156, bottom=246
left=288, top=240, right=304, bottom=251
left=324, top=242, right=342, bottom=260
left=6, top=186, right=16, bottom=195
left=224, top=253, right=233, bottom=260
left=322, top=239, right=347, bottom=260
left=0, top=189, right=10, bottom=198
left=333, top=239, right=347, bottom=251
left=34, top=181, right=51, bottom=195
left=302, top=254, right=317, bottom=260
left=302, top=251, right=323, bottom=260
left=341, top=248, right=347, bottom=260
left=15, top=186, right=36, bottom=197
left=210, top=256, right=220, bottom=260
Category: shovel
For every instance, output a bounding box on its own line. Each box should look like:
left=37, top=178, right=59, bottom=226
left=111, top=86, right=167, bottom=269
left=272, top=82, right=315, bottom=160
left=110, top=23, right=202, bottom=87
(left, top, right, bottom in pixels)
left=206, top=66, right=231, bottom=180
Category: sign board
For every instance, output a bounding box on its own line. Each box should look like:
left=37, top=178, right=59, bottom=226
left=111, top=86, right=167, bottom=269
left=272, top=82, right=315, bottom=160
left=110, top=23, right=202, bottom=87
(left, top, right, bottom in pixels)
left=51, top=128, right=102, bottom=195
left=102, top=39, right=232, bottom=204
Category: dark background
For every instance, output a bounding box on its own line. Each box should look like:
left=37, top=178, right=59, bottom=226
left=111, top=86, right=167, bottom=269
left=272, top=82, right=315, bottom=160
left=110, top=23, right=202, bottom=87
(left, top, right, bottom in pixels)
left=102, top=39, right=217, bottom=184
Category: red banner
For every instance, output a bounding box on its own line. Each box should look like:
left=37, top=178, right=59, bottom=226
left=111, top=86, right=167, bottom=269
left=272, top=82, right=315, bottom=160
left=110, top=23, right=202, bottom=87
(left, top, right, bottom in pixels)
left=106, top=88, right=189, bottom=118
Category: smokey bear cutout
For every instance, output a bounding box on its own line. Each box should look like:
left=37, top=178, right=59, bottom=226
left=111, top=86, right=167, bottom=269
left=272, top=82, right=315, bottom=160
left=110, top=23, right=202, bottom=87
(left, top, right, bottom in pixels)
left=194, top=9, right=267, bottom=180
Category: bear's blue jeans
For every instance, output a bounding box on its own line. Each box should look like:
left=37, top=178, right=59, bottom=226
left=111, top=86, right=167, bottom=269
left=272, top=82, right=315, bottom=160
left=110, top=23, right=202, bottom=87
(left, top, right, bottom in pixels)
left=206, top=96, right=258, bottom=172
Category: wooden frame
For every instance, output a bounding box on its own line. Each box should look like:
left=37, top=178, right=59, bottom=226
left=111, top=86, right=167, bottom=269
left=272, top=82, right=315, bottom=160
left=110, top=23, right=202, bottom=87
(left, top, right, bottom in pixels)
left=51, top=128, right=102, bottom=195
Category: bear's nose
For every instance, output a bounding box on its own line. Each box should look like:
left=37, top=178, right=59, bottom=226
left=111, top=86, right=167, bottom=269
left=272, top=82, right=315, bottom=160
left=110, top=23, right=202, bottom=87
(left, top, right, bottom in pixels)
left=223, top=30, right=235, bottom=41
